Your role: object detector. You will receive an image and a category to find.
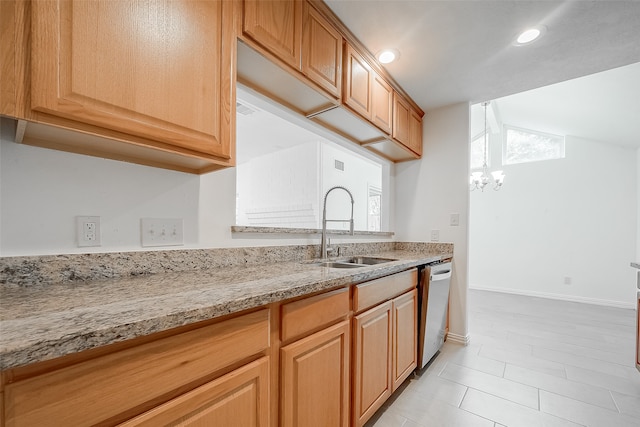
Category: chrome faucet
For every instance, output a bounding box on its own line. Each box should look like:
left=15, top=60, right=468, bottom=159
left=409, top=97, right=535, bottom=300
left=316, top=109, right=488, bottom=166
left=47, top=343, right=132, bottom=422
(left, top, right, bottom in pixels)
left=321, top=186, right=355, bottom=260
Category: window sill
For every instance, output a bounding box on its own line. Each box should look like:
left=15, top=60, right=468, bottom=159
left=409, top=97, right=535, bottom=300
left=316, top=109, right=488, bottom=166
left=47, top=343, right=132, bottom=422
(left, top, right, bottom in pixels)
left=231, top=226, right=394, bottom=237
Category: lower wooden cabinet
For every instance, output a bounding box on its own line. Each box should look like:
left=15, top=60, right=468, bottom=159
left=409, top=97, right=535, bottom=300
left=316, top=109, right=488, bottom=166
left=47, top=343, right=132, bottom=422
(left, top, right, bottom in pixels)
left=352, top=272, right=418, bottom=427
left=1, top=269, right=420, bottom=427
left=281, top=320, right=350, bottom=427
left=3, top=310, right=270, bottom=426
left=392, top=289, right=418, bottom=390
left=353, top=301, right=393, bottom=427
left=119, top=357, right=270, bottom=426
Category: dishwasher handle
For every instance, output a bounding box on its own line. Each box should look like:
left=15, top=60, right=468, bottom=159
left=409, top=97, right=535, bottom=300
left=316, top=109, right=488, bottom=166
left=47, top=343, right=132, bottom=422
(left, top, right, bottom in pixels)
left=430, top=268, right=452, bottom=281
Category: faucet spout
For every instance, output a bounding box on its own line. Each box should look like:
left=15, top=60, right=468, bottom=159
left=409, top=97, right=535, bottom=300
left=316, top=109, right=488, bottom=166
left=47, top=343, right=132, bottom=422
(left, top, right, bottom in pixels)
left=321, top=186, right=355, bottom=260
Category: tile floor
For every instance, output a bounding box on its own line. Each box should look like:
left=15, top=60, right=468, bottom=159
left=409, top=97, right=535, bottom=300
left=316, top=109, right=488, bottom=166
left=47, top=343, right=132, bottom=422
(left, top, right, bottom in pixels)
left=365, top=289, right=640, bottom=427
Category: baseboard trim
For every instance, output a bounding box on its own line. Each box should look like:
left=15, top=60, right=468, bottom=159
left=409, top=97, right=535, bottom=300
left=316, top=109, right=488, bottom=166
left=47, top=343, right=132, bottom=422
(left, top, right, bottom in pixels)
left=469, top=285, right=636, bottom=310
left=446, top=332, right=470, bottom=346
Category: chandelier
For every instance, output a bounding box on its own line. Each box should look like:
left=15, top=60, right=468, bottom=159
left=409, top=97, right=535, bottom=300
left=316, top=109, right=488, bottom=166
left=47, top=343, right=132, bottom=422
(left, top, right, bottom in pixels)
left=470, top=101, right=505, bottom=191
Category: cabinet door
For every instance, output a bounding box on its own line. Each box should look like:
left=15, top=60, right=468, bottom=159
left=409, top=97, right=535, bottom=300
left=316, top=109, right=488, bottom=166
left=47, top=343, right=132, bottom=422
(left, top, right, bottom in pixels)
left=30, top=0, right=232, bottom=159
left=119, top=357, right=269, bottom=426
left=371, top=72, right=393, bottom=134
left=408, top=108, right=423, bottom=155
left=353, top=301, right=393, bottom=427
left=243, top=0, right=302, bottom=70
left=343, top=44, right=372, bottom=120
left=392, top=289, right=418, bottom=390
left=302, top=3, right=342, bottom=99
left=393, top=92, right=411, bottom=145
left=281, top=320, right=350, bottom=427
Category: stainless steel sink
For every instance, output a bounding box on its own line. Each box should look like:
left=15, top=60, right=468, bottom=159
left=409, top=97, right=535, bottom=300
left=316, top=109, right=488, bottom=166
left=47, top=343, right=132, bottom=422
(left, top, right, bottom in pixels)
left=315, top=261, right=365, bottom=268
left=313, top=257, right=397, bottom=268
left=341, top=256, right=396, bottom=265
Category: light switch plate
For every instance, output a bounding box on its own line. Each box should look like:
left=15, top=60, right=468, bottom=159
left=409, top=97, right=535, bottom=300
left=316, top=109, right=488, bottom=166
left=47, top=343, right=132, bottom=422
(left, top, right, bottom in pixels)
left=450, top=213, right=460, bottom=226
left=141, top=218, right=184, bottom=247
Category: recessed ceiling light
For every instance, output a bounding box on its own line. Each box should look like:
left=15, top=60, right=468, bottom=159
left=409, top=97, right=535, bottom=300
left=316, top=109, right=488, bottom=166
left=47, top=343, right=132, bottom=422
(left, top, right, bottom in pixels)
left=514, top=26, right=546, bottom=46
left=377, top=49, right=400, bottom=64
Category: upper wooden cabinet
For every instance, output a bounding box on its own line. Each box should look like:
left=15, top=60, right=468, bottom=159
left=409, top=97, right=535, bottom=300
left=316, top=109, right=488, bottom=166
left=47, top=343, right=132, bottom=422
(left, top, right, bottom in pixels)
left=18, top=0, right=235, bottom=173
left=343, top=43, right=393, bottom=136
left=243, top=0, right=302, bottom=70
left=302, top=2, right=343, bottom=98
left=408, top=108, right=424, bottom=156
left=371, top=74, right=393, bottom=135
left=242, top=0, right=342, bottom=100
left=393, top=91, right=423, bottom=156
left=343, top=44, right=373, bottom=120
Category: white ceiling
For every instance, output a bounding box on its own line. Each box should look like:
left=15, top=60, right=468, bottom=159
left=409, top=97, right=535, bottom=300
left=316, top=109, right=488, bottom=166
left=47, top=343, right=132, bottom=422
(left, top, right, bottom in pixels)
left=325, top=0, right=640, bottom=111
left=472, top=62, right=640, bottom=148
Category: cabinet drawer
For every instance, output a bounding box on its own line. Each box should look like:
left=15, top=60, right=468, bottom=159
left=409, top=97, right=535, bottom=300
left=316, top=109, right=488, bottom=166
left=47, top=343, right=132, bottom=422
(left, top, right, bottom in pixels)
left=4, top=309, right=270, bottom=427
left=354, top=269, right=417, bottom=313
left=281, top=287, right=350, bottom=342
left=119, top=357, right=270, bottom=426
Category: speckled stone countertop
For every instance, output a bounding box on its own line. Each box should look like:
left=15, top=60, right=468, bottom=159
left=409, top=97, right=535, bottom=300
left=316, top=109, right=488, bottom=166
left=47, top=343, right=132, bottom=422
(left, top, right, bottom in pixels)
left=0, top=244, right=451, bottom=370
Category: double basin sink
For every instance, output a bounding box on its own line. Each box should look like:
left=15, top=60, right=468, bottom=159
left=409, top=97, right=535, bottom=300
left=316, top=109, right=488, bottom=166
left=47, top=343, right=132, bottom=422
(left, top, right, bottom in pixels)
left=313, top=256, right=397, bottom=269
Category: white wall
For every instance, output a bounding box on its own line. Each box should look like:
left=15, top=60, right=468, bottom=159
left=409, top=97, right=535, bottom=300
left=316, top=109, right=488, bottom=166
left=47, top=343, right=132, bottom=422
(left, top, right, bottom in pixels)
left=395, top=102, right=471, bottom=343
left=637, top=148, right=640, bottom=262
left=469, top=135, right=637, bottom=307
left=0, top=119, right=393, bottom=257
left=236, top=141, right=321, bottom=228
left=321, top=142, right=382, bottom=231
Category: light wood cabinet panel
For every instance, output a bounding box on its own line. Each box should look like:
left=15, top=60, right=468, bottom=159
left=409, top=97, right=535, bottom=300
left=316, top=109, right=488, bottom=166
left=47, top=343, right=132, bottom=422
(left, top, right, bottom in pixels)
left=354, top=269, right=417, bottom=313
left=243, top=0, right=303, bottom=70
left=393, top=92, right=411, bottom=146
left=353, top=301, right=393, bottom=427
left=393, top=91, right=423, bottom=156
left=119, top=357, right=269, bottom=427
left=281, top=287, right=349, bottom=343
left=30, top=0, right=233, bottom=161
left=4, top=310, right=269, bottom=427
left=302, top=3, right=342, bottom=98
left=392, top=289, right=418, bottom=390
left=343, top=43, right=373, bottom=120
left=408, top=108, right=423, bottom=155
left=371, top=73, right=393, bottom=134
left=281, top=320, right=350, bottom=427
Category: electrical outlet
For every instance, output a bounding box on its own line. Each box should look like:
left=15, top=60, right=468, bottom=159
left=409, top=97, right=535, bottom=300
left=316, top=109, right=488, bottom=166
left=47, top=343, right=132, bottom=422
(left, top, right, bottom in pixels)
left=563, top=276, right=572, bottom=285
left=76, top=216, right=101, bottom=247
left=430, top=230, right=440, bottom=242
left=141, top=218, right=184, bottom=247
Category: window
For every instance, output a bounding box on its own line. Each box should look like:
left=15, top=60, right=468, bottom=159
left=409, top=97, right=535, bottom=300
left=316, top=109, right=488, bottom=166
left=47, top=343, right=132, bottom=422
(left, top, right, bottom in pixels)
left=470, top=131, right=488, bottom=169
left=504, top=125, right=565, bottom=165
left=235, top=90, right=387, bottom=231
left=367, top=186, right=382, bottom=232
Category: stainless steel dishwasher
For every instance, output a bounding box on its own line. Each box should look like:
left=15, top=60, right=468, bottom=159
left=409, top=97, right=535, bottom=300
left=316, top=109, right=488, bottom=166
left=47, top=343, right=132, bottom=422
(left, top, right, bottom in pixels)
left=417, top=261, right=452, bottom=369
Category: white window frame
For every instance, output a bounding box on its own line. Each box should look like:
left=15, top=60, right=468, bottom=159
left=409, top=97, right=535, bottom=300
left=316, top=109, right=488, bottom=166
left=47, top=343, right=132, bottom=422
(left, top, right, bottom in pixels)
left=503, top=125, right=565, bottom=165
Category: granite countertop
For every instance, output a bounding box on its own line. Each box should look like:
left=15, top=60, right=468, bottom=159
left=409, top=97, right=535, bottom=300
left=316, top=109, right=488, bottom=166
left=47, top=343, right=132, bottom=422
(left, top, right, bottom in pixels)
left=0, top=249, right=449, bottom=371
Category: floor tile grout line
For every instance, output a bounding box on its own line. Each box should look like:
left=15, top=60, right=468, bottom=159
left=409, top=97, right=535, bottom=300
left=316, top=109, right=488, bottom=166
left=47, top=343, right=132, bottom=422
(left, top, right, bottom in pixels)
left=458, top=386, right=470, bottom=409
left=503, top=361, right=627, bottom=405
left=539, top=389, right=627, bottom=418
left=608, top=390, right=622, bottom=414
left=504, top=331, right=635, bottom=366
